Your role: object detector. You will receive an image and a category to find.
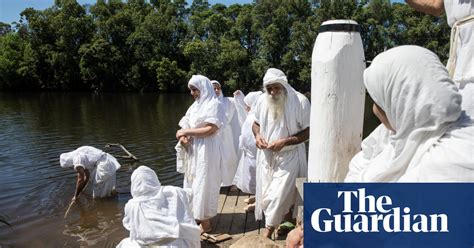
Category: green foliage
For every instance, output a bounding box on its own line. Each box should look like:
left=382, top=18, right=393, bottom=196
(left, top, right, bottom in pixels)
left=0, top=0, right=451, bottom=93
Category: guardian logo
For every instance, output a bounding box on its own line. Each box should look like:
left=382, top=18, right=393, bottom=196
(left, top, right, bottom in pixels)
left=303, top=183, right=474, bottom=247
left=311, top=188, right=448, bottom=233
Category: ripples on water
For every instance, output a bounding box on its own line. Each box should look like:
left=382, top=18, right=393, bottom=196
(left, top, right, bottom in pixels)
left=0, top=92, right=193, bottom=247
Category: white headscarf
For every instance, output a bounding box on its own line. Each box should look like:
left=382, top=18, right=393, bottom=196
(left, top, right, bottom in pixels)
left=259, top=68, right=308, bottom=136
left=349, top=45, right=463, bottom=182
left=123, top=166, right=200, bottom=245
left=179, top=75, right=223, bottom=129
left=211, top=80, right=223, bottom=99
left=243, top=91, right=263, bottom=111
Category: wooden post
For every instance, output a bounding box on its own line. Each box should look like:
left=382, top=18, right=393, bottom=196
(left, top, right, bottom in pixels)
left=308, top=20, right=366, bottom=182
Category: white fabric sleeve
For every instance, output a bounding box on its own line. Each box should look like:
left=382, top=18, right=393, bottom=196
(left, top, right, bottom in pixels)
left=73, top=153, right=87, bottom=170
left=298, top=95, right=311, bottom=130
left=253, top=97, right=263, bottom=125
left=203, top=100, right=224, bottom=128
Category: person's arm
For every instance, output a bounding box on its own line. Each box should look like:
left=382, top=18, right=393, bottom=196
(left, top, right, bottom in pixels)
left=267, top=127, right=309, bottom=152
left=73, top=166, right=89, bottom=201
left=405, top=0, right=444, bottom=16
left=253, top=121, right=268, bottom=149
left=176, top=123, right=218, bottom=138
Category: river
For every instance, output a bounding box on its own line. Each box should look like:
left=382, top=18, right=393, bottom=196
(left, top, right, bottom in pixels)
left=0, top=92, right=193, bottom=247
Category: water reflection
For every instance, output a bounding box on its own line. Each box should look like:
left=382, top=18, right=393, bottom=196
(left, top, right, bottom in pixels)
left=0, top=92, right=192, bottom=247
left=63, top=198, right=123, bottom=247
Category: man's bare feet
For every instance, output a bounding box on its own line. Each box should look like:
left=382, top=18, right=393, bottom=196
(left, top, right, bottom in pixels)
left=244, top=203, right=255, bottom=212
left=200, top=219, right=212, bottom=234
left=263, top=226, right=275, bottom=239
left=243, top=196, right=255, bottom=204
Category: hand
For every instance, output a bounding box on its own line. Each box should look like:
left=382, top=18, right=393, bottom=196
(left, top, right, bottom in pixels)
left=267, top=139, right=286, bottom=152
left=179, top=136, right=189, bottom=146
left=255, top=134, right=268, bottom=149
left=176, top=129, right=187, bottom=140
left=233, top=90, right=242, bottom=97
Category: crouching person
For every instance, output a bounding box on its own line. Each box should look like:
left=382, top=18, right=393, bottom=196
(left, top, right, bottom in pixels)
left=117, top=166, right=201, bottom=248
left=60, top=145, right=121, bottom=200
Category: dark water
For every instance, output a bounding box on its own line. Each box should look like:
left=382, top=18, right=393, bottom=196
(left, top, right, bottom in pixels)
left=0, top=92, right=193, bottom=247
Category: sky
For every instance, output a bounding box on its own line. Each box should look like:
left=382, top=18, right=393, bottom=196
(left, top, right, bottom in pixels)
left=0, top=0, right=254, bottom=24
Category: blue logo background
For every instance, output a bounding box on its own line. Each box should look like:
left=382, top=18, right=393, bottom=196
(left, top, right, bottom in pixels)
left=303, top=183, right=474, bottom=248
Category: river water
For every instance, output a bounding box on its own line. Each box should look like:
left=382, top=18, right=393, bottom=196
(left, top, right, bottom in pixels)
left=0, top=92, right=379, bottom=247
left=0, top=92, right=193, bottom=247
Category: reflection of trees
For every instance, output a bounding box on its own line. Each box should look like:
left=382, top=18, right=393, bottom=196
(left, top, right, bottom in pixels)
left=63, top=198, right=125, bottom=247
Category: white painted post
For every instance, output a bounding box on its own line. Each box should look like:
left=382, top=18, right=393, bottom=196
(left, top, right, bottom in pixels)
left=308, top=20, right=366, bottom=182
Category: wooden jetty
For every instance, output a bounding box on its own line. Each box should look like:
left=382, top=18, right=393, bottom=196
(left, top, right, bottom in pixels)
left=201, top=187, right=286, bottom=248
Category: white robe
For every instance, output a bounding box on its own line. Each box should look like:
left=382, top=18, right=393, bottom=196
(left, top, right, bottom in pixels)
left=345, top=46, right=474, bottom=182
left=444, top=0, right=474, bottom=119
left=178, top=75, right=224, bottom=220
left=60, top=146, right=121, bottom=198
left=253, top=69, right=310, bottom=227
left=117, top=166, right=200, bottom=248
left=218, top=95, right=241, bottom=186
left=234, top=91, right=262, bottom=194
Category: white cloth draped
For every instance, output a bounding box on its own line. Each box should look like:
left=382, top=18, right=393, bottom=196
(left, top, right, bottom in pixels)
left=345, top=45, right=474, bottom=182
left=178, top=75, right=224, bottom=220
left=234, top=91, right=263, bottom=194
left=60, top=146, right=120, bottom=198
left=216, top=91, right=241, bottom=186
left=444, top=0, right=474, bottom=119
left=117, top=166, right=200, bottom=248
left=253, top=69, right=310, bottom=227
left=233, top=90, right=247, bottom=126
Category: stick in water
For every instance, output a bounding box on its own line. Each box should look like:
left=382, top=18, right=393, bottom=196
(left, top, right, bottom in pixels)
left=64, top=200, right=76, bottom=219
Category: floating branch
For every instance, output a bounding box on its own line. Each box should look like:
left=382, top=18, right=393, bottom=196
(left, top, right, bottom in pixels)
left=104, top=143, right=139, bottom=161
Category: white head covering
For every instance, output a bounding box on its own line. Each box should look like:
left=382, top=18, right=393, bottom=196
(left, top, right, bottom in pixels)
left=243, top=91, right=263, bottom=110
left=188, top=75, right=215, bottom=105
left=123, top=166, right=200, bottom=245
left=211, top=80, right=224, bottom=100
left=211, top=80, right=221, bottom=87
left=60, top=152, right=74, bottom=168
left=350, top=45, right=462, bottom=182
left=130, top=165, right=161, bottom=199
left=181, top=75, right=223, bottom=129
left=259, top=68, right=305, bottom=134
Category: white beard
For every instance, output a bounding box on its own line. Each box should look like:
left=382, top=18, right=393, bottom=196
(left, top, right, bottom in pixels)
left=266, top=92, right=287, bottom=121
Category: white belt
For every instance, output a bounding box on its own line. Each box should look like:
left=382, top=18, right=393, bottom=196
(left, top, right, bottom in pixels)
left=447, top=14, right=474, bottom=78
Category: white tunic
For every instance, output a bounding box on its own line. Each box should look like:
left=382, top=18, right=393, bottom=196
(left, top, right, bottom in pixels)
left=178, top=75, right=224, bottom=220
left=345, top=46, right=474, bottom=182
left=444, top=0, right=474, bottom=118
left=234, top=91, right=262, bottom=194
left=117, top=166, right=200, bottom=248
left=60, top=146, right=121, bottom=198
left=253, top=69, right=310, bottom=227
left=217, top=95, right=241, bottom=186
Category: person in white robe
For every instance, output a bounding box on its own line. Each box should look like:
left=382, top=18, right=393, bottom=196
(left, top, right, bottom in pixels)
left=176, top=75, right=224, bottom=232
left=406, top=0, right=474, bottom=119
left=233, top=91, right=262, bottom=210
left=252, top=68, right=310, bottom=238
left=345, top=45, right=474, bottom=182
left=211, top=80, right=241, bottom=187
left=117, top=166, right=201, bottom=248
left=60, top=146, right=121, bottom=200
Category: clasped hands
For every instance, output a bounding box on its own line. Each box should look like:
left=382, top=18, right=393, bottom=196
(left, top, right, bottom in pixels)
left=176, top=129, right=190, bottom=146
left=255, top=134, right=286, bottom=152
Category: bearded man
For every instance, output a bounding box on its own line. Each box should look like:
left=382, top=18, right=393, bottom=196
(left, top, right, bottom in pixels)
left=252, top=68, right=310, bottom=238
